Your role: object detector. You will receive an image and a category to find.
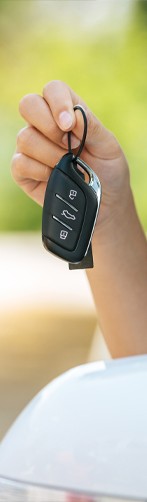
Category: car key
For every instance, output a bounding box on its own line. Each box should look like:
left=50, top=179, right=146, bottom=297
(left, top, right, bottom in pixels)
left=42, top=105, right=102, bottom=268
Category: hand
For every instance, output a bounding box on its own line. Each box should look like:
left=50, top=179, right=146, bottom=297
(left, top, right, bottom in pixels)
left=11, top=80, right=131, bottom=245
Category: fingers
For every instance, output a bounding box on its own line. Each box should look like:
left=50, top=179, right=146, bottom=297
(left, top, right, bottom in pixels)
left=43, top=80, right=121, bottom=158
left=15, top=79, right=122, bottom=210
left=11, top=153, right=50, bottom=206
left=19, top=92, right=80, bottom=150
left=19, top=80, right=121, bottom=162
left=19, top=93, right=65, bottom=146
left=19, top=82, right=91, bottom=152
left=11, top=153, right=51, bottom=183
left=16, top=126, right=67, bottom=167
left=43, top=80, right=89, bottom=147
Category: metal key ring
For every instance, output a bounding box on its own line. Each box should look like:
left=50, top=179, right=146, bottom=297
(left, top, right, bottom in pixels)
left=68, top=104, right=87, bottom=160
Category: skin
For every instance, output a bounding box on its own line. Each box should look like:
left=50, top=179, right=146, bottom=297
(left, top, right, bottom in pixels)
left=11, top=80, right=147, bottom=358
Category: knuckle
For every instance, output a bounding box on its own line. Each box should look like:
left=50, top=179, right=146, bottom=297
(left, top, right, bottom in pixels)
left=16, top=127, right=27, bottom=148
left=43, top=79, right=64, bottom=97
left=16, top=126, right=34, bottom=149
left=19, top=93, right=36, bottom=116
left=19, top=95, right=28, bottom=115
left=11, top=153, right=23, bottom=179
left=43, top=81, right=52, bottom=98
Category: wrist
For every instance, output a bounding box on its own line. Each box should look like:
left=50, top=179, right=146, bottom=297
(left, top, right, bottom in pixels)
left=92, top=188, right=146, bottom=258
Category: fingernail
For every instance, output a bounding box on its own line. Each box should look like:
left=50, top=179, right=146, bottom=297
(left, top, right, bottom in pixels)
left=59, top=111, right=73, bottom=130
left=62, top=133, right=81, bottom=148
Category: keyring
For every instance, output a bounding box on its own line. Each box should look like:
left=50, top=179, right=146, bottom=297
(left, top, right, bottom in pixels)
left=68, top=105, right=87, bottom=160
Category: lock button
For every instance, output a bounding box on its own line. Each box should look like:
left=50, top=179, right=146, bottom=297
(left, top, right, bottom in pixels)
left=44, top=170, right=86, bottom=215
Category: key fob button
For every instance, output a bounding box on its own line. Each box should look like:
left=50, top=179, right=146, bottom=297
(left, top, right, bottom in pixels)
left=55, top=172, right=85, bottom=212
left=44, top=170, right=86, bottom=214
left=44, top=215, right=78, bottom=251
left=50, top=196, right=84, bottom=232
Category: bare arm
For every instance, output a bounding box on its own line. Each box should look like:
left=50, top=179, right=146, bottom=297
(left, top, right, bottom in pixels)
left=87, top=191, right=147, bottom=357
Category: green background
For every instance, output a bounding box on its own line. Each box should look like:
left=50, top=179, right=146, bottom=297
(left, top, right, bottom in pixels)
left=0, top=0, right=147, bottom=232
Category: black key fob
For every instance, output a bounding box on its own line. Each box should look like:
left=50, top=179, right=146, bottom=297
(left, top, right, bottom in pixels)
left=42, top=152, right=101, bottom=266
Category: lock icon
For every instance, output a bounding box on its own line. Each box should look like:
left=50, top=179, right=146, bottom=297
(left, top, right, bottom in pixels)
left=69, top=189, right=77, bottom=200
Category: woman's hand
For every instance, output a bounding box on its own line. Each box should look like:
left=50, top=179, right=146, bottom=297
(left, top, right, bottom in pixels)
left=11, top=80, right=131, bottom=244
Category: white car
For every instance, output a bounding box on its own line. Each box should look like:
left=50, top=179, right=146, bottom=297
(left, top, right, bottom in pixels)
left=0, top=355, right=147, bottom=501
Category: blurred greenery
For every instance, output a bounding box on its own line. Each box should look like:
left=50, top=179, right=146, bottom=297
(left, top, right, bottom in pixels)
left=0, top=0, right=147, bottom=231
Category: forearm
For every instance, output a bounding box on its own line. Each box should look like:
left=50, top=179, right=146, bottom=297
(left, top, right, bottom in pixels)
left=87, top=192, right=147, bottom=358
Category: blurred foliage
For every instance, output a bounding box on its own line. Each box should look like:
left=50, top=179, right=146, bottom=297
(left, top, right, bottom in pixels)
left=137, top=0, right=147, bottom=24
left=0, top=0, right=147, bottom=231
